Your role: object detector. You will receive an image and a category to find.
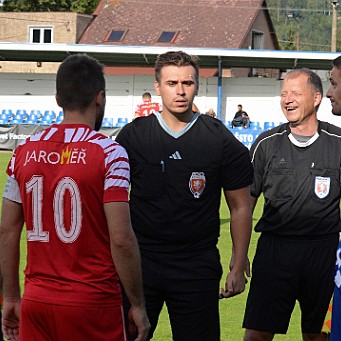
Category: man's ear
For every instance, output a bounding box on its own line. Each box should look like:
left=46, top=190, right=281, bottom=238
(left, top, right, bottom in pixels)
left=95, top=90, right=105, bottom=106
left=55, top=94, right=61, bottom=107
left=314, top=92, right=322, bottom=108
left=154, top=81, right=160, bottom=96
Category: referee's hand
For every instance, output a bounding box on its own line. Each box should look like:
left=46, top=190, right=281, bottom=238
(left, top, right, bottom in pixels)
left=219, top=271, right=248, bottom=299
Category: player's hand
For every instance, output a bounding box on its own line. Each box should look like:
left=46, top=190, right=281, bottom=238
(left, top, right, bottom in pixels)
left=220, top=270, right=247, bottom=299
left=229, top=252, right=251, bottom=278
left=127, top=305, right=150, bottom=341
left=2, top=299, right=21, bottom=341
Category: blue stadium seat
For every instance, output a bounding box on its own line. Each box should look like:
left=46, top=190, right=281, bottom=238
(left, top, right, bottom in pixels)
left=26, top=110, right=42, bottom=125
left=55, top=115, right=63, bottom=124
left=263, top=121, right=275, bottom=130
left=12, top=110, right=28, bottom=124
left=102, top=117, right=114, bottom=128
left=39, top=110, right=56, bottom=125
left=250, top=121, right=261, bottom=129
left=115, top=117, right=128, bottom=128
left=39, top=116, right=54, bottom=126
left=0, top=109, right=13, bottom=124
left=43, top=110, right=56, bottom=120
left=54, top=111, right=64, bottom=124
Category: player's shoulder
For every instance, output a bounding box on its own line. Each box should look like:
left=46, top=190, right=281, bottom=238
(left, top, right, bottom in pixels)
left=198, top=114, right=237, bottom=138
left=124, top=115, right=155, bottom=129
left=199, top=113, right=226, bottom=127
left=251, top=123, right=288, bottom=153
left=320, top=120, right=341, bottom=138
left=257, top=123, right=287, bottom=141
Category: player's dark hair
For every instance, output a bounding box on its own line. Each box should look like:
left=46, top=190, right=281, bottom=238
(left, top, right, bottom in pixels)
left=142, top=92, right=151, bottom=99
left=333, top=56, right=341, bottom=69
left=155, top=51, right=199, bottom=83
left=56, top=54, right=105, bottom=111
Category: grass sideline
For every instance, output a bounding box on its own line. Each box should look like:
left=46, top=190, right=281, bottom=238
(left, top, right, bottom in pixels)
left=0, top=151, right=314, bottom=340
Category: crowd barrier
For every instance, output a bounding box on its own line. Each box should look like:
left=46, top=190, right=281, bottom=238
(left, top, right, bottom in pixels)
left=0, top=122, right=270, bottom=151
left=0, top=125, right=122, bottom=150
left=230, top=126, right=263, bottom=149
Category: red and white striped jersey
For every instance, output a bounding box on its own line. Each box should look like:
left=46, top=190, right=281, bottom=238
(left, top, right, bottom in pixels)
left=6, top=124, right=130, bottom=307
left=135, top=101, right=161, bottom=117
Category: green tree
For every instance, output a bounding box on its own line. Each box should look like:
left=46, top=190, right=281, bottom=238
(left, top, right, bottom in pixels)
left=267, top=0, right=338, bottom=52
left=1, top=0, right=100, bottom=14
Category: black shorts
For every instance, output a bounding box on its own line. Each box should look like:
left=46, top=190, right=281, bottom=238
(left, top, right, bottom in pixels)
left=125, top=247, right=222, bottom=341
left=243, top=233, right=339, bottom=334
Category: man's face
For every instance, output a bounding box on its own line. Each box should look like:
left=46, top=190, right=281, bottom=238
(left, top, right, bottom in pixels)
left=94, top=91, right=106, bottom=131
left=327, top=66, right=341, bottom=116
left=154, top=65, right=198, bottom=116
left=280, top=74, right=321, bottom=126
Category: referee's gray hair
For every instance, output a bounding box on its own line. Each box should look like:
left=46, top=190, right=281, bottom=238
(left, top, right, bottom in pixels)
left=285, top=68, right=323, bottom=97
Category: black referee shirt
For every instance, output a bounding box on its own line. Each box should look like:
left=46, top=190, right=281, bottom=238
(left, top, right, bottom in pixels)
left=250, top=121, right=341, bottom=237
left=116, top=113, right=253, bottom=253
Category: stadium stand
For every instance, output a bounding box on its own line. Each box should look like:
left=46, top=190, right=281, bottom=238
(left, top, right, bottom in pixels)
left=0, top=109, right=13, bottom=124
left=115, top=117, right=128, bottom=128
left=263, top=121, right=276, bottom=130
left=102, top=117, right=114, bottom=128
left=11, top=110, right=28, bottom=124
left=26, top=110, right=42, bottom=125
left=40, top=110, right=56, bottom=125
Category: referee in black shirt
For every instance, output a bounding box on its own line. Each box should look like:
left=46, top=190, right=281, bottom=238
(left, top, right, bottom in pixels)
left=243, top=68, right=341, bottom=341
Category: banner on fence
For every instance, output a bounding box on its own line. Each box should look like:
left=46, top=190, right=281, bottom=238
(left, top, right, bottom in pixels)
left=0, top=125, right=122, bottom=151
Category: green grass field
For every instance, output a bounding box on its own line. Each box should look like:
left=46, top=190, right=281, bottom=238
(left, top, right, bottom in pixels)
left=0, top=151, right=328, bottom=340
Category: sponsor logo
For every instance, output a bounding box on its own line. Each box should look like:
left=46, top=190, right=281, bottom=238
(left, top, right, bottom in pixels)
left=189, top=172, right=205, bottom=198
left=314, top=176, right=330, bottom=199
left=24, top=147, right=87, bottom=166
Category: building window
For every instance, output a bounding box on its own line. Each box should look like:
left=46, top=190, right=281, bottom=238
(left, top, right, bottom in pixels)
left=105, top=30, right=128, bottom=42
left=251, top=30, right=264, bottom=49
left=29, top=27, right=53, bottom=44
left=157, top=31, right=179, bottom=43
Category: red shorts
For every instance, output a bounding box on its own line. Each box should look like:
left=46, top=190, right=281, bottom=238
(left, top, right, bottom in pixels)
left=19, top=299, right=127, bottom=341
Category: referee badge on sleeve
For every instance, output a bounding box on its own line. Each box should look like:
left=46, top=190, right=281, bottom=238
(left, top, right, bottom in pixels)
left=189, top=172, right=206, bottom=198
left=314, top=176, right=330, bottom=199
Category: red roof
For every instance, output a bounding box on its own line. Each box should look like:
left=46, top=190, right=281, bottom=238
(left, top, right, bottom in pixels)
left=80, top=0, right=278, bottom=49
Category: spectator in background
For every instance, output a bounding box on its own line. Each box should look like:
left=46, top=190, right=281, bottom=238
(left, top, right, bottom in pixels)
left=205, top=108, right=217, bottom=118
left=243, top=68, right=341, bottom=341
left=116, top=50, right=253, bottom=341
left=326, top=55, right=341, bottom=341
left=134, top=92, right=161, bottom=118
left=0, top=54, right=150, bottom=341
left=232, top=104, right=250, bottom=128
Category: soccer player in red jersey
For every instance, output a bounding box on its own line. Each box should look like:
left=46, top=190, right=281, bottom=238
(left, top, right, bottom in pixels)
left=134, top=92, right=161, bottom=118
left=0, top=54, right=150, bottom=341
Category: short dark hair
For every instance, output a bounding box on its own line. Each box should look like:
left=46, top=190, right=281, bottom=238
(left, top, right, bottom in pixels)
left=333, top=56, right=341, bottom=68
left=285, top=68, right=323, bottom=97
left=154, top=51, right=199, bottom=83
left=142, top=92, right=151, bottom=99
left=56, top=54, right=105, bottom=111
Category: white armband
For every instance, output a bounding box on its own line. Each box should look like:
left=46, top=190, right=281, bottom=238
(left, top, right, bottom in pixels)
left=3, top=176, right=22, bottom=203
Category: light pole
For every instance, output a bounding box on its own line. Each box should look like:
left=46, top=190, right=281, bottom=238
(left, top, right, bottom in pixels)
left=332, top=1, right=338, bottom=52
left=287, top=12, right=300, bottom=50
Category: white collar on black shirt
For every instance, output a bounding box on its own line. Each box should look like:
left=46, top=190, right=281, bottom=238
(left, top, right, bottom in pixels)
left=155, top=112, right=201, bottom=138
left=288, top=131, right=319, bottom=147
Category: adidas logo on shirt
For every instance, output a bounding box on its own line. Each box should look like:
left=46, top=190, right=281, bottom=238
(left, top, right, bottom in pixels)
left=169, top=151, right=182, bottom=159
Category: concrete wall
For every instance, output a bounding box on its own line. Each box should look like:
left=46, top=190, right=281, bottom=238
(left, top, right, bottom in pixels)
left=0, top=72, right=339, bottom=128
